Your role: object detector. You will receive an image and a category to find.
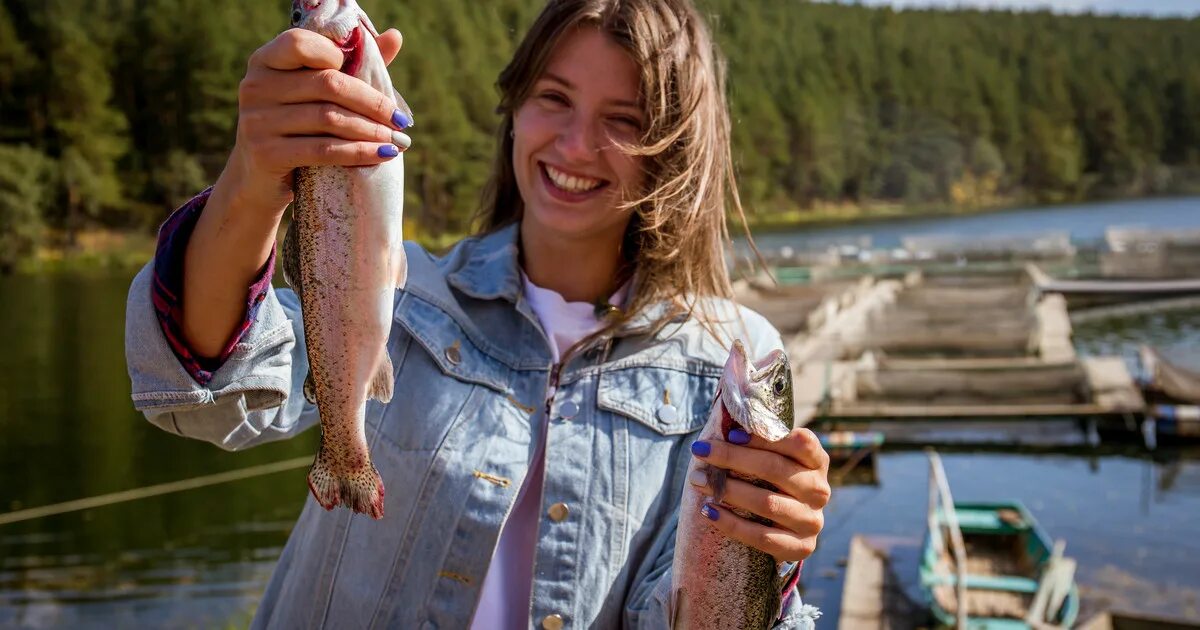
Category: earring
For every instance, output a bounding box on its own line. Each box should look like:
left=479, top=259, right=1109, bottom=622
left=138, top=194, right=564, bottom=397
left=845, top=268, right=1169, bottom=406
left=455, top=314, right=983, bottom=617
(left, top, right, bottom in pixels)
left=509, top=129, right=515, bottom=139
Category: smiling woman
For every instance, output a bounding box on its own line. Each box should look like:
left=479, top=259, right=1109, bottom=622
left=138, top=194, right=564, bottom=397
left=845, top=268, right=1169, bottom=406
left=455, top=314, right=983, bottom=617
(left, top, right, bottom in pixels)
left=122, top=0, right=828, bottom=628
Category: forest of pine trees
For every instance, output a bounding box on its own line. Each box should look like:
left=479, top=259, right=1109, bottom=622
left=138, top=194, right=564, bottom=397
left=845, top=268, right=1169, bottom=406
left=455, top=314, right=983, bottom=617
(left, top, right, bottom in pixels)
left=0, top=0, right=1197, bottom=269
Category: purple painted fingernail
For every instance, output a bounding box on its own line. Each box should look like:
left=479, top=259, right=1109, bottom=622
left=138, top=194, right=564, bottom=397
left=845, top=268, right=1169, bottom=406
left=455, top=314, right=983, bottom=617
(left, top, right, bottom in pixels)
left=378, top=144, right=399, bottom=158
left=701, top=503, right=719, bottom=521
left=691, top=440, right=711, bottom=457
left=392, top=109, right=412, bottom=129
left=729, top=428, right=751, bottom=445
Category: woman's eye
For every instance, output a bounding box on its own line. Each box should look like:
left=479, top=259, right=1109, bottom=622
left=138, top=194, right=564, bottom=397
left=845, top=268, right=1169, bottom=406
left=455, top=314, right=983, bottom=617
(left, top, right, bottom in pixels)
left=610, top=116, right=642, bottom=131
left=539, top=92, right=569, bottom=106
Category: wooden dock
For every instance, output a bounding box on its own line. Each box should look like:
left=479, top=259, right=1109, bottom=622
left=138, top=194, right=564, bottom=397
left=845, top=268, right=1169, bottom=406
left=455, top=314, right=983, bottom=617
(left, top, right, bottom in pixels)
left=839, top=536, right=924, bottom=630
left=745, top=266, right=1148, bottom=435
left=1028, top=263, right=1200, bottom=308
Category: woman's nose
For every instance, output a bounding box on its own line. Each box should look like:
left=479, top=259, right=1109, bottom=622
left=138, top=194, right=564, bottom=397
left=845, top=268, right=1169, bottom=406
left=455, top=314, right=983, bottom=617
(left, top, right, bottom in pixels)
left=556, top=114, right=599, bottom=161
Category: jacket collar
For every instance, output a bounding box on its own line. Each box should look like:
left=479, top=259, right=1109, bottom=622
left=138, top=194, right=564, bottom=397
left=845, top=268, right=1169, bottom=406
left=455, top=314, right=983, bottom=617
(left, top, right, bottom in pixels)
left=445, top=223, right=523, bottom=303
left=441, top=222, right=689, bottom=338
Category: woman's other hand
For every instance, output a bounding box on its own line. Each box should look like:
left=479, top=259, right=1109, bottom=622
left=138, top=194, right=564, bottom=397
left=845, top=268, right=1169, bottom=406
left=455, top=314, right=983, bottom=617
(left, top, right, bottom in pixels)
left=183, top=27, right=410, bottom=358
left=218, top=27, right=412, bottom=219
left=688, top=428, right=831, bottom=563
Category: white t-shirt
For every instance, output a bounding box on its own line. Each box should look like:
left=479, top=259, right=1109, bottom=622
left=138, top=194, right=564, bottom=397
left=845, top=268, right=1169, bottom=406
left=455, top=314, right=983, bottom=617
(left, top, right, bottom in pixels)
left=468, top=275, right=626, bottom=629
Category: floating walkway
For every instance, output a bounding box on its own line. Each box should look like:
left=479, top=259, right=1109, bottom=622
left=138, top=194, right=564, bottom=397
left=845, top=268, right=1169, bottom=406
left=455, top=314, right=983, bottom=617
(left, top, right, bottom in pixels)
left=744, top=266, right=1149, bottom=441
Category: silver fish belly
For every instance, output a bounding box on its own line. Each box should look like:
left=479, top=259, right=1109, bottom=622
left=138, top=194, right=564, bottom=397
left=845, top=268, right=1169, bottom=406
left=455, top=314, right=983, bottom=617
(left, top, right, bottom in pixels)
left=670, top=340, right=795, bottom=629
left=285, top=1, right=411, bottom=519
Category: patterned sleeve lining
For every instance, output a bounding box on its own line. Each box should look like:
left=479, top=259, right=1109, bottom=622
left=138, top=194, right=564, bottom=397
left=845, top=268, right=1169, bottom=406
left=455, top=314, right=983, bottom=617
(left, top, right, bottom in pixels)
left=150, top=187, right=277, bottom=386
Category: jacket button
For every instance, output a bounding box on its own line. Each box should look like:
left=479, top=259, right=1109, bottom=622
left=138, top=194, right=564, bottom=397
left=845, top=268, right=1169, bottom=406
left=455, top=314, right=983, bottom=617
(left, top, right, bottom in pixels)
left=657, top=404, right=678, bottom=423
left=559, top=401, right=579, bottom=420
left=444, top=343, right=462, bottom=365
left=542, top=614, right=564, bottom=630
left=548, top=502, right=570, bottom=522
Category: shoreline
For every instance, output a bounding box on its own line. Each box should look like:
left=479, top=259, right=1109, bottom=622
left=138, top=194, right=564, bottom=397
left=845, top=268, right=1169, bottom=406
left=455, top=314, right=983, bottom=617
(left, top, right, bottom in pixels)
left=10, top=192, right=1198, bottom=275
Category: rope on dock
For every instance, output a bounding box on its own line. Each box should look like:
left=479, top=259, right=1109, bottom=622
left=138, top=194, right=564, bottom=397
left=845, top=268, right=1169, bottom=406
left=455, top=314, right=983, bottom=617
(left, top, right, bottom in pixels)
left=0, top=456, right=312, bottom=526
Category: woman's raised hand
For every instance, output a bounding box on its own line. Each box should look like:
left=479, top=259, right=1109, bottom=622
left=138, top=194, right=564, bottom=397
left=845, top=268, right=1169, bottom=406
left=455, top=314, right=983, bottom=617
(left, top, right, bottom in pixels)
left=688, top=428, right=831, bottom=563
left=182, top=27, right=409, bottom=359
left=219, top=27, right=411, bottom=218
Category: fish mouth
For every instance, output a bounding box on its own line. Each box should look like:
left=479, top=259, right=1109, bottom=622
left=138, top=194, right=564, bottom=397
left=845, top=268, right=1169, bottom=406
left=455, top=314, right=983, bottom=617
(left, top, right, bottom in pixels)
left=718, top=340, right=791, bottom=442
left=336, top=24, right=365, bottom=76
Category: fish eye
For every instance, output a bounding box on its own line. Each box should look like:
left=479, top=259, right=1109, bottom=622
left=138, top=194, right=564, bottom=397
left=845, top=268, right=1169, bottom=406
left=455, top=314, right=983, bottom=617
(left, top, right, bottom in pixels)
left=291, top=9, right=302, bottom=26
left=772, top=377, right=786, bottom=395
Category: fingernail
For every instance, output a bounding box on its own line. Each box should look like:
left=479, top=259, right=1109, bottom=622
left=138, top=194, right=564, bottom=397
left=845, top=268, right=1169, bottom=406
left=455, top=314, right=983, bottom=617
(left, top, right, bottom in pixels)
left=391, top=131, right=412, bottom=151
left=392, top=109, right=412, bottom=129
left=378, top=144, right=399, bottom=158
left=688, top=470, right=707, bottom=487
left=728, top=428, right=751, bottom=445
left=701, top=502, right=719, bottom=521
left=691, top=440, right=711, bottom=458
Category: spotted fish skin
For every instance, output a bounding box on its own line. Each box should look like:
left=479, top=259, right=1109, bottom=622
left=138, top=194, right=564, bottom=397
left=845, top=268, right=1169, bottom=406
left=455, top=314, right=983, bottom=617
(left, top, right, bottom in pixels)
left=671, top=340, right=795, bottom=629
left=286, top=0, right=412, bottom=519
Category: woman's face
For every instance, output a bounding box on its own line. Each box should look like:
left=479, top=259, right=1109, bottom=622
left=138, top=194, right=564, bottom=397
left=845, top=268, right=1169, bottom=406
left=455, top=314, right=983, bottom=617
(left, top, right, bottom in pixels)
left=512, top=26, right=646, bottom=249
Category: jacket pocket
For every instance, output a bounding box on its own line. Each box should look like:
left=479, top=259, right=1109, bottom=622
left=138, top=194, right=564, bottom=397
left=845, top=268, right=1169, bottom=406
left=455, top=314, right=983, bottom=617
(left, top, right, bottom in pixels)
left=596, top=366, right=719, bottom=435
left=374, top=294, right=515, bottom=451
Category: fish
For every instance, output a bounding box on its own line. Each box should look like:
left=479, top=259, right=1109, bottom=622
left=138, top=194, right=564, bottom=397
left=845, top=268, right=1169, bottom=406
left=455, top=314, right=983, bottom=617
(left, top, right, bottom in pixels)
left=282, top=0, right=413, bottom=520
left=670, top=339, right=796, bottom=629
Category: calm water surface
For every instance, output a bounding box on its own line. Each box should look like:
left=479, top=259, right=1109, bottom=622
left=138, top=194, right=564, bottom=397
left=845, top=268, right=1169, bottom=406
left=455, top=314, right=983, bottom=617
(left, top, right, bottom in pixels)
left=1, top=198, right=1198, bottom=628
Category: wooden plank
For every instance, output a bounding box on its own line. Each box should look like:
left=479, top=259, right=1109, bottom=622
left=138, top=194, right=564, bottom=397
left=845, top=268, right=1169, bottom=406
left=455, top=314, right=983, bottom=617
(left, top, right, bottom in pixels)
left=1024, top=540, right=1065, bottom=626
left=877, top=357, right=1077, bottom=371
left=1082, top=357, right=1146, bottom=412
left=1036, top=293, right=1076, bottom=362
left=839, top=536, right=888, bottom=630
left=826, top=402, right=1128, bottom=419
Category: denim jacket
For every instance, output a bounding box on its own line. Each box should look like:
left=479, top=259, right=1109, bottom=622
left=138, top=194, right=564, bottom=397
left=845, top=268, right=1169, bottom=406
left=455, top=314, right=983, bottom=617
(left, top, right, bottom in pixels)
left=124, top=223, right=818, bottom=629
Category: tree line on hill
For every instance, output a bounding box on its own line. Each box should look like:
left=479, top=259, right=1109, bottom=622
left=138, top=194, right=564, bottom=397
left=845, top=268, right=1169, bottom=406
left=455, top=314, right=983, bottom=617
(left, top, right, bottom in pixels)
left=0, top=0, right=1197, bottom=270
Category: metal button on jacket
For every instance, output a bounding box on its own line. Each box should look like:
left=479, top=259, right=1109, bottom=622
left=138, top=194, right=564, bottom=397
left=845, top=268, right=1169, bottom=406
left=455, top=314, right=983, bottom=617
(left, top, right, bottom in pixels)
left=559, top=401, right=579, bottom=420
left=656, top=404, right=678, bottom=423
left=444, top=342, right=462, bottom=365
left=542, top=614, right=564, bottom=630
left=548, top=503, right=570, bottom=522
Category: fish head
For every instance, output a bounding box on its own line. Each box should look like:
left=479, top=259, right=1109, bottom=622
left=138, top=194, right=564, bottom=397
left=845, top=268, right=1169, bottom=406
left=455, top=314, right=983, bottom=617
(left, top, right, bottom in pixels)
left=290, top=0, right=366, bottom=46
left=717, top=340, right=794, bottom=443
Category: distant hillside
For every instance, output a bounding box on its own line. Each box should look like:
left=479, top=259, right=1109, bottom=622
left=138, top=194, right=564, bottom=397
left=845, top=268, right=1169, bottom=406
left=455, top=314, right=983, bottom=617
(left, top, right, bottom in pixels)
left=0, top=0, right=1197, bottom=266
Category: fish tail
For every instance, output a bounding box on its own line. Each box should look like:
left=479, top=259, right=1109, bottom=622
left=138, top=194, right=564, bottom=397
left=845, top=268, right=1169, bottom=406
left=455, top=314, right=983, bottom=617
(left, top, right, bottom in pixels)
left=306, top=444, right=386, bottom=519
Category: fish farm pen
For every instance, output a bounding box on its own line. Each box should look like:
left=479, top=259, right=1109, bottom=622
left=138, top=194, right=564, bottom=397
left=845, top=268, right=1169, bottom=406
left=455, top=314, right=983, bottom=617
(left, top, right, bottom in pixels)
left=736, top=224, right=1200, bottom=629
left=738, top=226, right=1200, bottom=449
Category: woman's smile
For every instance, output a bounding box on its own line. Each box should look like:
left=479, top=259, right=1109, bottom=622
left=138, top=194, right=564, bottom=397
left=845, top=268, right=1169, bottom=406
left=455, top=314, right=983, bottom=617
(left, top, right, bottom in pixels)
left=540, top=161, right=610, bottom=199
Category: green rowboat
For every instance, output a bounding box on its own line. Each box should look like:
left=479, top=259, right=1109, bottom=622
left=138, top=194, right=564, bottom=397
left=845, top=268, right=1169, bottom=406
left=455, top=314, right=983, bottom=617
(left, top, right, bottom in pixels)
left=920, top=451, right=1080, bottom=629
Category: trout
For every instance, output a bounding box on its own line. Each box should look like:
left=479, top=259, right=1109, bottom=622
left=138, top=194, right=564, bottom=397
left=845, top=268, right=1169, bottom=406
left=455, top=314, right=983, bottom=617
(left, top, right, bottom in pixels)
left=282, top=0, right=413, bottom=519
left=670, top=340, right=796, bottom=629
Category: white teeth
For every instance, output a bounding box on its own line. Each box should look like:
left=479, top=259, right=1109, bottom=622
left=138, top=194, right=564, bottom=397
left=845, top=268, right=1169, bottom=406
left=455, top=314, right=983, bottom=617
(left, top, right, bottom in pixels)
left=545, top=164, right=602, bottom=193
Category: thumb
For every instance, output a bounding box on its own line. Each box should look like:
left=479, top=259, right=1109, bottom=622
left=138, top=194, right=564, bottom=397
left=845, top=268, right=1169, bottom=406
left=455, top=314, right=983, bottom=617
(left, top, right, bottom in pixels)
left=377, top=28, right=403, bottom=65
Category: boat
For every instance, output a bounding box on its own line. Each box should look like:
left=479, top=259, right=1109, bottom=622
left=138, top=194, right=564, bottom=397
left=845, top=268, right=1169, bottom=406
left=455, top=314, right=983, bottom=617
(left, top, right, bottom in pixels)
left=919, top=451, right=1080, bottom=629
left=1139, top=345, right=1200, bottom=405
left=822, top=431, right=884, bottom=487
left=1139, top=346, right=1200, bottom=441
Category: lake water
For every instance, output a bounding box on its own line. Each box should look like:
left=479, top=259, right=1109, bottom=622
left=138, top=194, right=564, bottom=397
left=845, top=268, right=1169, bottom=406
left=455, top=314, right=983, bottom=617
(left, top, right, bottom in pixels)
left=1, top=197, right=1198, bottom=628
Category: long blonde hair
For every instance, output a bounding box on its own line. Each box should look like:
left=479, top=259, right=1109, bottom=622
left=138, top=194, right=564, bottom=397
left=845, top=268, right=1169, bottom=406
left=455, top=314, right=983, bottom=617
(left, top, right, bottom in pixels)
left=476, top=0, right=751, bottom=332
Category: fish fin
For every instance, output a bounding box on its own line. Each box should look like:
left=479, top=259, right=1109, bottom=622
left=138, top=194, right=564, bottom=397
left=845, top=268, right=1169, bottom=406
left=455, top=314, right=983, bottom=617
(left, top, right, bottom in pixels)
left=359, top=13, right=380, bottom=37
left=393, top=88, right=415, bottom=127
left=281, top=216, right=303, bottom=298
left=307, top=441, right=386, bottom=519
left=668, top=587, right=684, bottom=630
left=368, top=353, right=394, bottom=403
left=303, top=373, right=317, bottom=405
left=708, top=466, right=729, bottom=504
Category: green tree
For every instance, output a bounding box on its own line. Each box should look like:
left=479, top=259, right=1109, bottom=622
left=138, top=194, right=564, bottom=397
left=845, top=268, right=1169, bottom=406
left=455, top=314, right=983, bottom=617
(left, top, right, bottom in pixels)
left=0, top=145, right=52, bottom=273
